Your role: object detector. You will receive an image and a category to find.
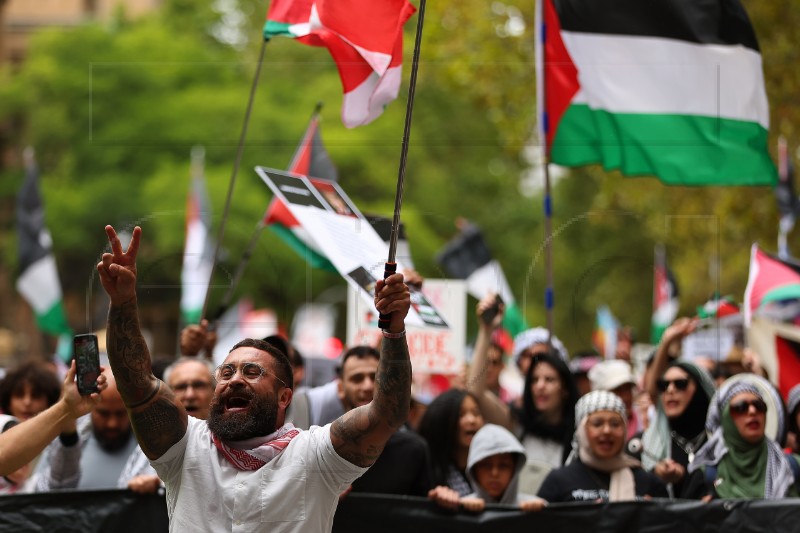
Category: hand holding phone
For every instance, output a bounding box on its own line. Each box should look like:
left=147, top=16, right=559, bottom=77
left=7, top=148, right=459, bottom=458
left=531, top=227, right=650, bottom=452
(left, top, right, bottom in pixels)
left=73, top=334, right=101, bottom=395
left=479, top=294, right=504, bottom=326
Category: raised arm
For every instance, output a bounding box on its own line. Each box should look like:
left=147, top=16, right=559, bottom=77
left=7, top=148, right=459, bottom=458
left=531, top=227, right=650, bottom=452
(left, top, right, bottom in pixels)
left=0, top=361, right=106, bottom=476
left=330, top=272, right=412, bottom=467
left=644, top=317, right=698, bottom=401
left=97, top=225, right=188, bottom=459
left=466, top=293, right=514, bottom=430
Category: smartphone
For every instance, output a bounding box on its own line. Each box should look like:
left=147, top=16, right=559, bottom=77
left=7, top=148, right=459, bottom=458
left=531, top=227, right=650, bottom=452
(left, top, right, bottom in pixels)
left=73, top=334, right=100, bottom=395
left=480, top=294, right=504, bottom=325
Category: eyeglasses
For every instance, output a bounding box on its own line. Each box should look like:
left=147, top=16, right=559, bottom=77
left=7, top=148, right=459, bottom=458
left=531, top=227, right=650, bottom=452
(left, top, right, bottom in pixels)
left=214, top=362, right=287, bottom=387
left=656, top=378, right=690, bottom=392
left=172, top=380, right=212, bottom=392
left=729, top=399, right=767, bottom=416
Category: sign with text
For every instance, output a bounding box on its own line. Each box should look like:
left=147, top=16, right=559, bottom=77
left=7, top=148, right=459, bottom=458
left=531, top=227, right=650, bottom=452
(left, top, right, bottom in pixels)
left=681, top=326, right=735, bottom=361
left=257, top=167, right=448, bottom=329
left=347, top=279, right=465, bottom=374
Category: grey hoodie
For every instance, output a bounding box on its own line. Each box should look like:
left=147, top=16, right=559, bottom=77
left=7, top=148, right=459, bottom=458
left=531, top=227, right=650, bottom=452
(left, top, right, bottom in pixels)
left=465, top=423, right=535, bottom=505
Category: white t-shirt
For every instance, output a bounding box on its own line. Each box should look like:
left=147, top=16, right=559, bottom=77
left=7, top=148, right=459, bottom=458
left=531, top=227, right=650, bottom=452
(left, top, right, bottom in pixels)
left=152, top=417, right=367, bottom=532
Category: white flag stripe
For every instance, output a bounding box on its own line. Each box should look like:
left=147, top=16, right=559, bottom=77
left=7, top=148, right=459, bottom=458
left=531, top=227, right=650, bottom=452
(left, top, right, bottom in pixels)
left=562, top=32, right=769, bottom=127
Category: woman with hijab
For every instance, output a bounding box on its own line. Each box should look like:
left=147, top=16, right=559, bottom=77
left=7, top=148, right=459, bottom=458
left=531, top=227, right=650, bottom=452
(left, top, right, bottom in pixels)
left=538, top=390, right=667, bottom=502
left=640, top=317, right=716, bottom=498
left=418, top=388, right=484, bottom=496
left=689, top=377, right=798, bottom=499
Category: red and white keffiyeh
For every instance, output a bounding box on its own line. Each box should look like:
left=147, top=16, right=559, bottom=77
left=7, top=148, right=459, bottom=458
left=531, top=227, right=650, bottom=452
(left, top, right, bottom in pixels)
left=212, top=423, right=300, bottom=471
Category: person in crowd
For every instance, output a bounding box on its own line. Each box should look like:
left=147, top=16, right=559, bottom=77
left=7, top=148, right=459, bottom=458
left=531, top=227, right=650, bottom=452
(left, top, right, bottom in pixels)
left=690, top=377, right=799, bottom=499
left=588, top=359, right=642, bottom=439
left=337, top=345, right=432, bottom=497
left=0, top=361, right=107, bottom=477
left=418, top=388, right=484, bottom=496
left=35, top=371, right=158, bottom=492
left=0, top=360, right=61, bottom=421
left=428, top=423, right=546, bottom=513
left=786, top=384, right=800, bottom=454
left=569, top=351, right=602, bottom=398
left=537, top=390, right=667, bottom=503
left=640, top=318, right=717, bottom=498
left=467, top=295, right=579, bottom=494
left=97, top=224, right=412, bottom=531
left=163, top=357, right=215, bottom=420
left=512, top=327, right=569, bottom=385
left=0, top=414, right=27, bottom=494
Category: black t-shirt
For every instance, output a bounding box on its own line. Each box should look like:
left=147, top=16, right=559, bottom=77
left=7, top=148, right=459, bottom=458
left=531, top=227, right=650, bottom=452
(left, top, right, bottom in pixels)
left=537, top=459, right=668, bottom=503
left=350, top=427, right=433, bottom=497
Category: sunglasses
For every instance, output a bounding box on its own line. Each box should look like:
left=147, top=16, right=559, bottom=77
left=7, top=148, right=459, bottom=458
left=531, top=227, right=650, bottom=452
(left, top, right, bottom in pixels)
left=729, top=399, right=767, bottom=415
left=656, top=378, right=690, bottom=392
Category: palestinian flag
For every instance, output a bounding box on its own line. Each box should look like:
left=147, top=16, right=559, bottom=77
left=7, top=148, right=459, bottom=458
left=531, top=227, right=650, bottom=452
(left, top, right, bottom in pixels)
left=264, top=112, right=337, bottom=272
left=15, top=150, right=72, bottom=357
left=744, top=244, right=800, bottom=326
left=181, top=148, right=214, bottom=325
left=537, top=0, right=777, bottom=186
left=651, top=245, right=679, bottom=343
left=265, top=0, right=416, bottom=128
left=747, top=316, right=800, bottom=401
left=436, top=222, right=527, bottom=336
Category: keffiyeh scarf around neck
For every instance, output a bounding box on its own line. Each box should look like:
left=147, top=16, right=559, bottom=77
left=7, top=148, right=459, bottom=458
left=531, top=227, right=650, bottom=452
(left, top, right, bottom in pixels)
left=211, top=423, right=300, bottom=471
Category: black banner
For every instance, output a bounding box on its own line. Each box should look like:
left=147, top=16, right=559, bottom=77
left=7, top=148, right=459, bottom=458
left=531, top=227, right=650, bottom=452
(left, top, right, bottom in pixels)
left=1, top=490, right=799, bottom=532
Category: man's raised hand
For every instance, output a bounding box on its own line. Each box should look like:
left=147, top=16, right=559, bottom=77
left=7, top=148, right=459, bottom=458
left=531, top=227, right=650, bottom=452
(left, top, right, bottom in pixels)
left=97, top=225, right=141, bottom=306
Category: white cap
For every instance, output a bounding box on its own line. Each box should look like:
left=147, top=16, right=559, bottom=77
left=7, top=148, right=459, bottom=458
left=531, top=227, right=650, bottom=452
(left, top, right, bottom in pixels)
left=588, top=359, right=635, bottom=392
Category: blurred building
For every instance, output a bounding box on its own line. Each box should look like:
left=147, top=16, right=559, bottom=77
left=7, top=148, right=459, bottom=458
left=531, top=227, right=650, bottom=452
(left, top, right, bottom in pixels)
left=0, top=0, right=160, bottom=69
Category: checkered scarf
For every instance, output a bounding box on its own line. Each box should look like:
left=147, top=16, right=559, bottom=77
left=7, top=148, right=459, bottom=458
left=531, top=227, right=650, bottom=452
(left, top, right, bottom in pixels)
left=212, top=423, right=300, bottom=471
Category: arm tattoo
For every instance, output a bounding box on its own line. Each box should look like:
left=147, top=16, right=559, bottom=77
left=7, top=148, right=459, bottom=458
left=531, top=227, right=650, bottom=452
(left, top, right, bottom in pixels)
left=331, top=336, right=411, bottom=467
left=130, top=393, right=186, bottom=459
left=108, top=301, right=187, bottom=457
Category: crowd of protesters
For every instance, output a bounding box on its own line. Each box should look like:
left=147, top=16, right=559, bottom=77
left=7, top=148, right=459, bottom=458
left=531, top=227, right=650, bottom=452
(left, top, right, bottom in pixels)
left=1, top=240, right=799, bottom=528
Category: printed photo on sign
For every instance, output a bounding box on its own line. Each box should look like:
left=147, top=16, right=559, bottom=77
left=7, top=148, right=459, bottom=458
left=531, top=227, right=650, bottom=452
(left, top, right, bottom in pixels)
left=310, top=178, right=362, bottom=219
left=346, top=266, right=377, bottom=296
left=261, top=169, right=329, bottom=210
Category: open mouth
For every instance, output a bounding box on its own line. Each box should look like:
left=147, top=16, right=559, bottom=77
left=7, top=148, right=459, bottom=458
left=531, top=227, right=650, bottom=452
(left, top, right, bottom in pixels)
left=224, top=394, right=252, bottom=413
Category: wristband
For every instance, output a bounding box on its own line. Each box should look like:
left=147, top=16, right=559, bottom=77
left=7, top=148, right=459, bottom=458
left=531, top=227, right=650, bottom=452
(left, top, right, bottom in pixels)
left=382, top=329, right=406, bottom=339
left=59, top=431, right=80, bottom=447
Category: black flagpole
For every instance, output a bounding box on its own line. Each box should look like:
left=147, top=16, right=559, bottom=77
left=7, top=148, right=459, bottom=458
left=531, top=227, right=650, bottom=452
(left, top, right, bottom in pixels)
left=378, top=0, right=427, bottom=330
left=200, top=39, right=268, bottom=322
left=211, top=102, right=324, bottom=321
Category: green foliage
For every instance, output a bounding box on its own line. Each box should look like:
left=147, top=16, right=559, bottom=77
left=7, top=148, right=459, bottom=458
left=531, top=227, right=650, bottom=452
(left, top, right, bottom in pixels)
left=0, top=0, right=796, bottom=355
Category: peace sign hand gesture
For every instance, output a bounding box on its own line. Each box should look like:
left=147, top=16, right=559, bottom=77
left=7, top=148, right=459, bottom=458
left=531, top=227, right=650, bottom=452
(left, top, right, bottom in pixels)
left=97, top=225, right=141, bottom=306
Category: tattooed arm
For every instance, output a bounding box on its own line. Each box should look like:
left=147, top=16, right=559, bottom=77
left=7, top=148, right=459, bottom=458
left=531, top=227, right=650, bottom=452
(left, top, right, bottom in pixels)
left=330, top=273, right=412, bottom=467
left=98, top=225, right=188, bottom=460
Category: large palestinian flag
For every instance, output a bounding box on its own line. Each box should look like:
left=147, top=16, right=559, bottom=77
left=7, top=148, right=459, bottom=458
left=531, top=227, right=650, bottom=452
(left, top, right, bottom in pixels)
left=748, top=317, right=800, bottom=401
left=538, top=0, right=777, bottom=186
left=181, top=149, right=214, bottom=325
left=265, top=0, right=416, bottom=128
left=16, top=151, right=73, bottom=357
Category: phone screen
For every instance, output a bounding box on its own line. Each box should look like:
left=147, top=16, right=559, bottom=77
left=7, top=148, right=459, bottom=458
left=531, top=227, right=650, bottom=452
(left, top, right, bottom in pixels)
left=73, top=334, right=100, bottom=395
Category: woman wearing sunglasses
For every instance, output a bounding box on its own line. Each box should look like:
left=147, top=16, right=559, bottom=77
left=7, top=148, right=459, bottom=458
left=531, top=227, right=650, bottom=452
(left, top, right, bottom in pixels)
left=639, top=320, right=715, bottom=499
left=689, top=378, right=799, bottom=499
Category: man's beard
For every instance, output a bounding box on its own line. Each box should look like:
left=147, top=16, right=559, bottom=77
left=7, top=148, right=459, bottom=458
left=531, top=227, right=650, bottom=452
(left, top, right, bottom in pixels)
left=94, top=425, right=133, bottom=452
left=207, top=387, right=278, bottom=441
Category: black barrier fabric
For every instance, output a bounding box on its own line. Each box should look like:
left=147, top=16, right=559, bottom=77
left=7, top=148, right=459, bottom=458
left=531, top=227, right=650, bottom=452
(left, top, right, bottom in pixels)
left=1, top=491, right=799, bottom=532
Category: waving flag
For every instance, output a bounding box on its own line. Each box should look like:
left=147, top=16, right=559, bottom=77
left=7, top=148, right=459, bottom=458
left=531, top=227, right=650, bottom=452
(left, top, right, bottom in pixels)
left=651, top=245, right=679, bottom=343
left=744, top=244, right=800, bottom=326
left=181, top=148, right=214, bottom=324
left=16, top=149, right=72, bottom=357
left=436, top=221, right=527, bottom=336
left=537, top=0, right=777, bottom=186
left=265, top=0, right=416, bottom=128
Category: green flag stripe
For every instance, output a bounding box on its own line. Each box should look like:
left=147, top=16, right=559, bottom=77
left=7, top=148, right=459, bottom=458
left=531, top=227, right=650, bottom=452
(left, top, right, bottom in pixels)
left=269, top=224, right=337, bottom=272
left=264, top=21, right=294, bottom=39
left=551, top=104, right=776, bottom=186
left=502, top=303, right=528, bottom=338
left=36, top=301, right=72, bottom=336
left=760, top=285, right=800, bottom=308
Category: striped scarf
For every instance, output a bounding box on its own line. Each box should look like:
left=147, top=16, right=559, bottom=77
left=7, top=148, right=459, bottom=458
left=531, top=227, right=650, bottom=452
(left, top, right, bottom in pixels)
left=212, top=423, right=300, bottom=471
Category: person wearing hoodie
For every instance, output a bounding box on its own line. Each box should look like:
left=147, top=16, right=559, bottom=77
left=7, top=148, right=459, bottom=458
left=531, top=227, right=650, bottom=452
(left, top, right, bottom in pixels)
left=538, top=390, right=667, bottom=503
left=428, top=424, right=546, bottom=513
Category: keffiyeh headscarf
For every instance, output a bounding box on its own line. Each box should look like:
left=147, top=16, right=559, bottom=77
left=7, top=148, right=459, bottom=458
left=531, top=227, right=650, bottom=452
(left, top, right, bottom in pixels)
left=573, top=391, right=640, bottom=501
left=690, top=379, right=793, bottom=499
left=512, top=328, right=569, bottom=365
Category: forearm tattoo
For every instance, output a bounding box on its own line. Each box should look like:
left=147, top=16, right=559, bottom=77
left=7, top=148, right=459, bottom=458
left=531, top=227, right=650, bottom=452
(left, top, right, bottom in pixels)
left=331, top=336, right=411, bottom=467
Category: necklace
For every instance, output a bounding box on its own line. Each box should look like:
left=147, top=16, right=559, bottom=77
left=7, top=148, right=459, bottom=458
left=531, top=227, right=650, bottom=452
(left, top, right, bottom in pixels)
left=670, top=431, right=705, bottom=464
